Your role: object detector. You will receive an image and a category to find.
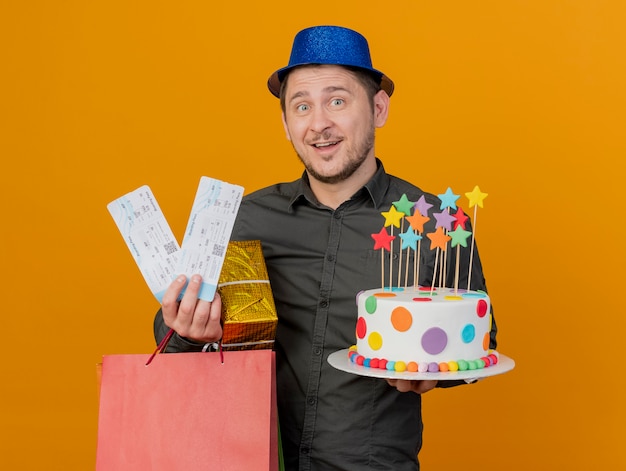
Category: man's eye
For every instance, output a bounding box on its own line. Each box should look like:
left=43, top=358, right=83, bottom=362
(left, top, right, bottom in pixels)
left=331, top=99, right=344, bottom=106
left=297, top=104, right=310, bottom=112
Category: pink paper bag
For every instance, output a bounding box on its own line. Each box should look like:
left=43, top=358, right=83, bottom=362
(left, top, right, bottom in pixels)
left=96, top=350, right=278, bottom=471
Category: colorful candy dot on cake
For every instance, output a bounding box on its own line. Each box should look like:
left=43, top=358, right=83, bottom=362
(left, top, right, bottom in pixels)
left=368, top=332, right=383, bottom=350
left=379, top=359, right=388, bottom=370
left=467, top=360, right=477, bottom=370
left=395, top=361, right=407, bottom=372
left=391, top=307, right=412, bottom=332
left=476, top=299, right=488, bottom=317
left=386, top=361, right=396, bottom=371
left=370, top=358, right=380, bottom=368
left=365, top=296, right=377, bottom=314
left=418, top=362, right=429, bottom=373
left=407, top=362, right=418, bottom=372
left=447, top=361, right=459, bottom=372
left=438, top=362, right=450, bottom=372
left=363, top=358, right=371, bottom=367
left=356, top=317, right=367, bottom=339
left=421, top=327, right=448, bottom=355
left=462, top=292, right=487, bottom=299
left=412, top=297, right=432, bottom=302
left=461, top=324, right=476, bottom=343
left=427, top=362, right=439, bottom=372
left=356, top=355, right=365, bottom=366
left=488, top=353, right=498, bottom=365
left=481, top=356, right=491, bottom=366
left=457, top=360, right=469, bottom=371
left=482, top=332, right=490, bottom=350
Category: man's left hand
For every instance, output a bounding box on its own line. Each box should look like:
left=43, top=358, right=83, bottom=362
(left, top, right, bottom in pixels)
left=386, top=379, right=438, bottom=394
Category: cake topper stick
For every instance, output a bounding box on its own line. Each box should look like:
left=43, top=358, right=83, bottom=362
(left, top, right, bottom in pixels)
left=381, top=250, right=385, bottom=289
left=404, top=245, right=410, bottom=288
left=389, top=228, right=394, bottom=288
left=392, top=195, right=415, bottom=289
left=406, top=201, right=430, bottom=290
left=464, top=186, right=488, bottom=290
left=414, top=237, right=422, bottom=290
left=430, top=248, right=440, bottom=295
left=437, top=188, right=460, bottom=289
left=399, top=227, right=420, bottom=289
left=449, top=225, right=473, bottom=293
left=455, top=246, right=461, bottom=293
left=381, top=205, right=404, bottom=289
left=432, top=209, right=455, bottom=289
left=371, top=227, right=396, bottom=290
left=437, top=244, right=447, bottom=291
left=426, top=226, right=451, bottom=295
left=397, top=225, right=403, bottom=289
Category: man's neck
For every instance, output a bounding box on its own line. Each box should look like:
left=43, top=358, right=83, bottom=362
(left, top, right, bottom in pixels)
left=308, top=157, right=377, bottom=210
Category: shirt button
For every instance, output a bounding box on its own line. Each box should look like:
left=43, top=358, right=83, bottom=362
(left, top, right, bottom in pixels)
left=302, top=447, right=310, bottom=455
left=307, top=397, right=316, bottom=406
left=334, top=212, right=342, bottom=219
left=313, top=347, right=322, bottom=356
left=326, top=254, right=335, bottom=262
left=320, top=300, right=328, bottom=308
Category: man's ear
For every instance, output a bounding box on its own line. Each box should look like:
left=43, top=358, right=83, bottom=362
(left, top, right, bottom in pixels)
left=373, top=89, right=390, bottom=128
left=281, top=112, right=291, bottom=141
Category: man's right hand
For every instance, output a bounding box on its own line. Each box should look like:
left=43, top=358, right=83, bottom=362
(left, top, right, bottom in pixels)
left=161, top=274, right=223, bottom=344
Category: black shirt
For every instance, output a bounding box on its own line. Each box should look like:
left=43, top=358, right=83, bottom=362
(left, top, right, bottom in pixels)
left=154, top=159, right=496, bottom=470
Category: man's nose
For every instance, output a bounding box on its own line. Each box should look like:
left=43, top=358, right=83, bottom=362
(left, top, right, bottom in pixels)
left=309, top=106, right=333, bottom=134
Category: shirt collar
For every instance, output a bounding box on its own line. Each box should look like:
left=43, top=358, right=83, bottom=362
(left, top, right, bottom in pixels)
left=287, top=158, right=390, bottom=212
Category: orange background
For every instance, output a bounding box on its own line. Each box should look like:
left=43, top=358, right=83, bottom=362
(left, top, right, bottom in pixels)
left=1, top=1, right=624, bottom=469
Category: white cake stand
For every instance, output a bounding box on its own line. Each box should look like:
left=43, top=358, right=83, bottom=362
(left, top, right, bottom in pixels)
left=328, top=349, right=515, bottom=381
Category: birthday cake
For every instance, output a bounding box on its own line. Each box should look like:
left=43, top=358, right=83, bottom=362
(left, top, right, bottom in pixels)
left=348, top=186, right=498, bottom=374
left=350, top=286, right=496, bottom=373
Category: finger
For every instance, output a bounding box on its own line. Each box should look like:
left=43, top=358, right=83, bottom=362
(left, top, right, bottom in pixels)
left=197, top=293, right=223, bottom=341
left=387, top=379, right=438, bottom=394
left=388, top=379, right=413, bottom=393
left=161, top=275, right=188, bottom=323
left=177, top=291, right=223, bottom=343
left=413, top=380, right=438, bottom=394
left=184, top=292, right=220, bottom=336
left=176, top=274, right=203, bottom=326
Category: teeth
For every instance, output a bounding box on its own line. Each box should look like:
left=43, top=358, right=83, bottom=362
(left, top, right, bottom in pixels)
left=315, top=142, right=337, bottom=148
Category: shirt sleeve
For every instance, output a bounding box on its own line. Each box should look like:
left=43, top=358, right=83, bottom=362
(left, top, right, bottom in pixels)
left=152, top=308, right=206, bottom=353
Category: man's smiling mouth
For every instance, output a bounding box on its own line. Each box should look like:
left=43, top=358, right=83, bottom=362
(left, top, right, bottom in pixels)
left=313, top=141, right=339, bottom=148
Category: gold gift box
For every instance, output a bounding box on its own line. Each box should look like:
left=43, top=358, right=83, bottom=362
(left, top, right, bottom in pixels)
left=217, top=240, right=277, bottom=351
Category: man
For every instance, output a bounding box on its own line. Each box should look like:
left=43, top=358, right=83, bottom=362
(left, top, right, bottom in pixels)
left=154, top=25, right=496, bottom=470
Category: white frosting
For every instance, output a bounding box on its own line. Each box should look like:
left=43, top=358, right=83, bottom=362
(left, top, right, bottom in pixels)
left=355, top=287, right=492, bottom=366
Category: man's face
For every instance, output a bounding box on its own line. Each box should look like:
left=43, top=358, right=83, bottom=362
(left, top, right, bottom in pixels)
left=281, top=65, right=388, bottom=185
